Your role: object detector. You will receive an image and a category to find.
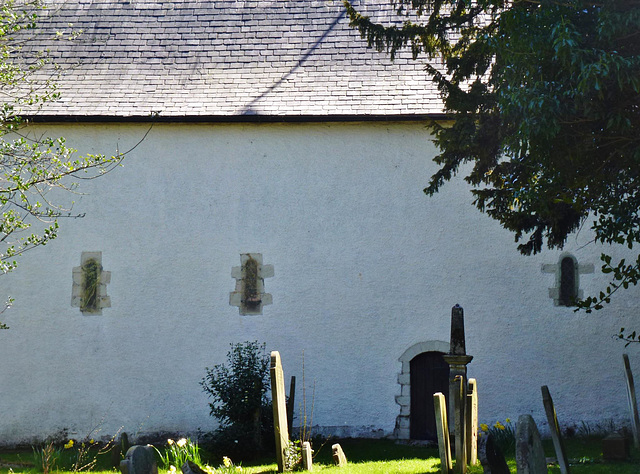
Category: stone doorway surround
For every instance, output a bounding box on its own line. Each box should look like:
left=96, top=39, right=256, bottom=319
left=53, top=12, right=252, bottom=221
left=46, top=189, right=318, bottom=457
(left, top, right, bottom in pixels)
left=394, top=340, right=449, bottom=440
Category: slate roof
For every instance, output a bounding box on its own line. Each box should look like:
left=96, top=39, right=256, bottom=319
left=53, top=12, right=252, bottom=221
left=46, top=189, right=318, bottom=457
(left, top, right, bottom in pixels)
left=23, top=0, right=445, bottom=120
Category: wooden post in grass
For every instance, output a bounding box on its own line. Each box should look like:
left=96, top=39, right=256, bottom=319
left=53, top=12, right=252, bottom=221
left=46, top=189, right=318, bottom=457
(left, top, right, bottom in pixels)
left=541, top=385, right=570, bottom=474
left=623, top=354, right=640, bottom=448
left=466, top=378, right=478, bottom=466
left=434, top=392, right=453, bottom=474
left=271, top=351, right=290, bottom=472
left=287, top=375, right=296, bottom=436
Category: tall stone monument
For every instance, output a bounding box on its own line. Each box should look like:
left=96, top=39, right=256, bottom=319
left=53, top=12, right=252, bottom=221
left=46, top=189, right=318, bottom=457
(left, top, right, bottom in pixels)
left=443, top=305, right=473, bottom=473
left=443, top=305, right=473, bottom=436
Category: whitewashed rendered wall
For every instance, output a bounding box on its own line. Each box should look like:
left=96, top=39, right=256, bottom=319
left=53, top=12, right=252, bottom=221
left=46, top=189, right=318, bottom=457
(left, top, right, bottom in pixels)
left=0, top=121, right=638, bottom=444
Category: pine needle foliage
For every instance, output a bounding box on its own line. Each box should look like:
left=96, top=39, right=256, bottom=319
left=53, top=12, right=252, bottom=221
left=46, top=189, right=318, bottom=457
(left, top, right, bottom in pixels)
left=345, top=0, right=640, bottom=318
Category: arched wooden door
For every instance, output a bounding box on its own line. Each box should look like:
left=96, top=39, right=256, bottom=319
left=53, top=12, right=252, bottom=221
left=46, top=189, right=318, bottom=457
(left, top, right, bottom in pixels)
left=410, top=351, right=450, bottom=440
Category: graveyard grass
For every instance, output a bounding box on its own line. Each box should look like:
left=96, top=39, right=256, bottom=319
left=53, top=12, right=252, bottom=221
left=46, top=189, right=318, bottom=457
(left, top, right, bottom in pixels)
left=1, top=437, right=640, bottom=473
left=234, top=436, right=640, bottom=473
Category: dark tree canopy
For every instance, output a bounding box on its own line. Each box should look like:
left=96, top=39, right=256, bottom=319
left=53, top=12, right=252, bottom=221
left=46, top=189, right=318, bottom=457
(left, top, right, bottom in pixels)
left=346, top=0, right=640, bottom=318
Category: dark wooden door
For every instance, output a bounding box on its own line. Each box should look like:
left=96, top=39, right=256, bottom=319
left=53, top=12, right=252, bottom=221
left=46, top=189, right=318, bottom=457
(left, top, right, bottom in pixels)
left=410, top=351, right=450, bottom=440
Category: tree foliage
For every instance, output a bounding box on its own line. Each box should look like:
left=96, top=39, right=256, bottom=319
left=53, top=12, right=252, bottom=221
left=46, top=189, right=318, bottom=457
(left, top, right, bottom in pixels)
left=0, top=1, right=123, bottom=327
left=346, top=0, right=640, bottom=314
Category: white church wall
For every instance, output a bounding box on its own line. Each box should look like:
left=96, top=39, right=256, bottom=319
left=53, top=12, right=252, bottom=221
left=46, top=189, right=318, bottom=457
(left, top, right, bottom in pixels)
left=0, top=120, right=636, bottom=444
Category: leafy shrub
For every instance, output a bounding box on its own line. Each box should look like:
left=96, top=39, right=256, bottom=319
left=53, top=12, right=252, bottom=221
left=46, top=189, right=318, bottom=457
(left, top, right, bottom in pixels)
left=201, top=341, right=272, bottom=459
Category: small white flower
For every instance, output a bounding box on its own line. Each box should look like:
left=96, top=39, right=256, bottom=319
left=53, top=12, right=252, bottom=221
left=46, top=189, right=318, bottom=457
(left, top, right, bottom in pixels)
left=177, top=438, right=187, bottom=447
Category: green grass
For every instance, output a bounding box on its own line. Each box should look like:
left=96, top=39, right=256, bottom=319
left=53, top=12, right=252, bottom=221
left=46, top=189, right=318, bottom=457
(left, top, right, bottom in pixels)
left=1, top=436, right=639, bottom=473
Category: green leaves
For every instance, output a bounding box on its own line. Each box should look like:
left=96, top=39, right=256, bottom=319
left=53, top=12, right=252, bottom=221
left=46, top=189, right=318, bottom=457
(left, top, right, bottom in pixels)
left=347, top=0, right=640, bottom=310
left=0, top=1, right=125, bottom=328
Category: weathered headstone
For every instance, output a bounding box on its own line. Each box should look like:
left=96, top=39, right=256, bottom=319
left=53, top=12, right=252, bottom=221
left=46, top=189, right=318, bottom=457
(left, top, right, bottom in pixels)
left=434, top=392, right=452, bottom=474
left=515, top=415, right=547, bottom=474
left=287, top=375, right=296, bottom=436
left=541, top=385, right=570, bottom=474
left=332, top=444, right=347, bottom=467
left=602, top=433, right=630, bottom=460
left=270, top=351, right=290, bottom=473
left=453, top=375, right=467, bottom=473
left=478, top=433, right=509, bottom=474
left=302, top=441, right=313, bottom=471
left=623, top=353, right=640, bottom=448
left=466, top=378, right=478, bottom=466
left=181, top=460, right=207, bottom=474
left=112, top=432, right=131, bottom=467
left=119, top=445, right=158, bottom=474
left=121, top=432, right=130, bottom=454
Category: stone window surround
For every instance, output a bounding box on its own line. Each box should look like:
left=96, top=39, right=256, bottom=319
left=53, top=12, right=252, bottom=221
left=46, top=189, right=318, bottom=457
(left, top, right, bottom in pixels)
left=542, top=252, right=594, bottom=306
left=394, top=340, right=449, bottom=440
left=71, top=251, right=111, bottom=315
left=230, top=253, right=274, bottom=315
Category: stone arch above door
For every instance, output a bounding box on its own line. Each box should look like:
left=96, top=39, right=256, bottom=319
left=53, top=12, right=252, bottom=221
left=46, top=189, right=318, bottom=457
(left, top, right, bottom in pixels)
left=394, top=340, right=449, bottom=440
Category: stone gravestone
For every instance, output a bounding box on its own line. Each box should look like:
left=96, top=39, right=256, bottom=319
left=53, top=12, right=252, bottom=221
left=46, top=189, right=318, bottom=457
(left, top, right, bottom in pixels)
left=119, top=445, right=158, bottom=474
left=181, top=460, right=207, bottom=474
left=515, top=415, right=547, bottom=474
left=602, top=432, right=630, bottom=461
left=466, top=379, right=478, bottom=466
left=433, top=392, right=453, bottom=474
left=478, top=433, right=509, bottom=474
left=301, top=441, right=313, bottom=471
left=270, top=351, right=290, bottom=473
left=453, top=375, right=467, bottom=473
left=112, top=432, right=131, bottom=468
left=623, top=354, right=640, bottom=448
left=332, top=444, right=347, bottom=467
left=541, top=386, right=570, bottom=474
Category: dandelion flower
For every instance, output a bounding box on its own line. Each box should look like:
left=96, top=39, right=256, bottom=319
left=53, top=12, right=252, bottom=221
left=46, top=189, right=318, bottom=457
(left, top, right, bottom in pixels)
left=64, top=440, right=74, bottom=449
left=177, top=438, right=187, bottom=448
left=223, top=456, right=232, bottom=467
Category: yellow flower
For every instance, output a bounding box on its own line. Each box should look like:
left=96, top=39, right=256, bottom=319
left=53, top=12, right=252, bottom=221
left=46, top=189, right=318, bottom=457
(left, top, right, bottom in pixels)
left=168, top=466, right=177, bottom=474
left=223, top=456, right=232, bottom=467
left=480, top=423, right=489, bottom=432
left=177, top=438, right=187, bottom=448
left=494, top=421, right=505, bottom=430
left=167, top=439, right=174, bottom=445
left=64, top=440, right=74, bottom=449
left=89, top=439, right=95, bottom=444
left=505, top=418, right=511, bottom=423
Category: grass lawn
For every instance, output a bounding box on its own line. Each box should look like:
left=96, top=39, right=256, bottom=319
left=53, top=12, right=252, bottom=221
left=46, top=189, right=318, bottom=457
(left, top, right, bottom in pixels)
left=1, top=436, right=639, bottom=473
